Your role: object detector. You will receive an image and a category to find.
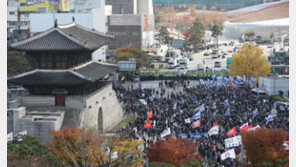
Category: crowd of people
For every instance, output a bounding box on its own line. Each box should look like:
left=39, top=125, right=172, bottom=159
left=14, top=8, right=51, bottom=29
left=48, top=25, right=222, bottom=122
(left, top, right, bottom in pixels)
left=112, top=78, right=289, bottom=166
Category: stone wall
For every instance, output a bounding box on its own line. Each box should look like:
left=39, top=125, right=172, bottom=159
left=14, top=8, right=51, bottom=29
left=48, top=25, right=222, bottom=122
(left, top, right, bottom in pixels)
left=12, top=107, right=65, bottom=142
left=81, top=84, right=124, bottom=132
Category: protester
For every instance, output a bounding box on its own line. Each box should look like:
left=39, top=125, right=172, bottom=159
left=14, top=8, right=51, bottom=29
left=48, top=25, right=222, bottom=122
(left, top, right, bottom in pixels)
left=113, top=77, right=289, bottom=166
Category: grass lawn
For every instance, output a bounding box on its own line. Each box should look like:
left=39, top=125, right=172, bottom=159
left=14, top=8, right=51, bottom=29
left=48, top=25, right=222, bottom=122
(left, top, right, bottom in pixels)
left=111, top=115, right=136, bottom=131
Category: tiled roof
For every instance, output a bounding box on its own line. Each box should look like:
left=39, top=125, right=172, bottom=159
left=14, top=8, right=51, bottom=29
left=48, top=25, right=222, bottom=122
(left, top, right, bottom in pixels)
left=8, top=69, right=91, bottom=86
left=75, top=61, right=118, bottom=82
left=11, top=22, right=115, bottom=51
left=8, top=61, right=118, bottom=85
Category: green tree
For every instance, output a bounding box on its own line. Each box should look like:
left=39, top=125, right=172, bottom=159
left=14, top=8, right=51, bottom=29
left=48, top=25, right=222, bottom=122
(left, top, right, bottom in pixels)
left=210, top=22, right=223, bottom=48
left=188, top=18, right=205, bottom=45
left=114, top=46, right=150, bottom=69
left=150, top=162, right=175, bottom=167
left=7, top=46, right=31, bottom=76
left=158, top=26, right=171, bottom=44
left=7, top=134, right=62, bottom=167
left=180, top=159, right=201, bottom=167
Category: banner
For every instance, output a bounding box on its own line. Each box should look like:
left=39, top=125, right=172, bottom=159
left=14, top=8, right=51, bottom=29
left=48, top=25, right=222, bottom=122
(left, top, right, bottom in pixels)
left=191, top=120, right=201, bottom=128
left=178, top=133, right=188, bottom=139
left=225, top=135, right=242, bottom=148
left=19, top=0, right=70, bottom=12
left=283, top=141, right=289, bottom=150
left=208, top=125, right=219, bottom=136
left=221, top=149, right=236, bottom=161
left=185, top=118, right=191, bottom=124
left=189, top=133, right=206, bottom=138
left=247, top=125, right=261, bottom=131
left=161, top=128, right=171, bottom=138
left=7, top=132, right=13, bottom=142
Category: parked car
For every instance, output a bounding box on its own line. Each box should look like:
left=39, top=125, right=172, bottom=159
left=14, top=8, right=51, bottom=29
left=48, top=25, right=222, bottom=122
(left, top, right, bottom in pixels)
left=197, top=64, right=204, bottom=71
left=214, top=61, right=221, bottom=67
left=204, top=51, right=210, bottom=56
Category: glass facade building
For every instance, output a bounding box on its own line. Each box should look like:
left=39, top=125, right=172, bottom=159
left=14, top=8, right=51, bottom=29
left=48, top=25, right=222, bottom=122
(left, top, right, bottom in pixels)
left=153, top=0, right=265, bottom=10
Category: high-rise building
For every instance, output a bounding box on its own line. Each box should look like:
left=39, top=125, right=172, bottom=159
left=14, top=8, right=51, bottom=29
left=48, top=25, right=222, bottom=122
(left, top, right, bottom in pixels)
left=105, top=0, right=138, bottom=14
left=106, top=0, right=155, bottom=50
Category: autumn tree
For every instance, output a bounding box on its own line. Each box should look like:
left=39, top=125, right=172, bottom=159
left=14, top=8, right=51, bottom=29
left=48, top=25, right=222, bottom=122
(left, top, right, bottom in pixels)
left=146, top=138, right=201, bottom=167
left=210, top=22, right=223, bottom=48
left=241, top=129, right=288, bottom=166
left=114, top=46, right=150, bottom=69
left=188, top=18, right=205, bottom=45
left=47, top=128, right=113, bottom=167
left=229, top=42, right=271, bottom=82
left=112, top=139, right=145, bottom=167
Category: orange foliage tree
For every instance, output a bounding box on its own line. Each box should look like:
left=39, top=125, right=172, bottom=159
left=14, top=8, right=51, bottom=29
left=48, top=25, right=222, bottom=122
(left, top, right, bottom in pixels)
left=241, top=129, right=288, bottom=166
left=146, top=138, right=201, bottom=167
left=47, top=128, right=113, bottom=167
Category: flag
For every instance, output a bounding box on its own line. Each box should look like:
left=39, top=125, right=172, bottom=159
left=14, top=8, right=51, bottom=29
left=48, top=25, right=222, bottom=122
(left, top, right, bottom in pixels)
left=178, top=133, right=188, bottom=139
left=212, top=75, right=216, bottom=80
left=189, top=133, right=205, bottom=138
left=191, top=111, right=201, bottom=120
left=248, top=77, right=256, bottom=88
left=183, top=69, right=187, bottom=75
left=185, top=118, right=191, bottom=124
left=191, top=119, right=201, bottom=128
left=221, top=149, right=236, bottom=161
left=194, top=96, right=198, bottom=104
left=196, top=104, right=205, bottom=112
left=208, top=124, right=219, bottom=136
left=7, top=132, right=13, bottom=142
left=211, top=102, right=217, bottom=109
left=236, top=75, right=243, bottom=82
left=143, top=120, right=152, bottom=129
left=229, top=78, right=233, bottom=90
left=212, top=111, right=217, bottom=118
left=247, top=125, right=261, bottom=131
left=147, top=110, right=153, bottom=120
left=243, top=75, right=246, bottom=83
left=136, top=80, right=141, bottom=89
left=224, top=99, right=229, bottom=108
left=273, top=102, right=277, bottom=109
left=255, top=87, right=260, bottom=94
left=161, top=128, right=171, bottom=138
left=233, top=79, right=240, bottom=87
left=252, top=108, right=258, bottom=119
left=199, top=79, right=205, bottom=85
left=181, top=98, right=185, bottom=105
left=207, top=78, right=210, bottom=86
left=240, top=123, right=252, bottom=132
left=233, top=92, right=237, bottom=100
left=225, top=108, right=231, bottom=116
left=227, top=127, right=236, bottom=136
left=265, top=114, right=274, bottom=124
left=173, top=102, right=177, bottom=110
left=177, top=68, right=181, bottom=77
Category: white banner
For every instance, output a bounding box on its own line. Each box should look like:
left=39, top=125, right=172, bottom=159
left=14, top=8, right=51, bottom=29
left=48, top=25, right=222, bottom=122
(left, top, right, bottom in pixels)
left=283, top=141, right=289, bottom=150
left=18, top=130, right=27, bottom=135
left=225, top=135, right=242, bottom=148
left=161, top=128, right=171, bottom=138
left=185, top=118, right=191, bottom=124
left=208, top=125, right=219, bottom=136
left=7, top=132, right=13, bottom=142
left=221, top=149, right=236, bottom=161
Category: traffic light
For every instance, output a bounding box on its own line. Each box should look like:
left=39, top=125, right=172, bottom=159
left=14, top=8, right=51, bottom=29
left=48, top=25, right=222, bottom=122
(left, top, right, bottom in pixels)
left=144, top=16, right=148, bottom=30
